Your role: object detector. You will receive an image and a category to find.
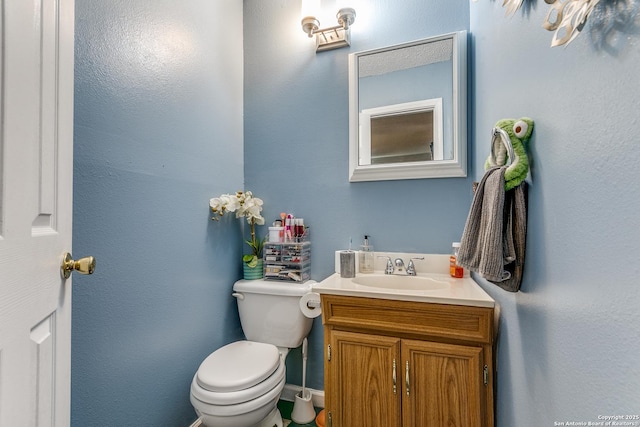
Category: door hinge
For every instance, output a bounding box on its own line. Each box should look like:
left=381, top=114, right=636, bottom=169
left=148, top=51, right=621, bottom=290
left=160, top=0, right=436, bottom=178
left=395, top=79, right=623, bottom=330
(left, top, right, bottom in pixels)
left=328, top=411, right=332, bottom=427
left=327, top=344, right=331, bottom=361
left=483, top=365, right=489, bottom=385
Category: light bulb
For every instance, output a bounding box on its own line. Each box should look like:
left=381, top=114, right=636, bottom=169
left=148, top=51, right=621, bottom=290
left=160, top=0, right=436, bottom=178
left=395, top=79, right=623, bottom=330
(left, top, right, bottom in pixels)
left=301, top=0, right=321, bottom=19
left=300, top=0, right=320, bottom=37
left=336, top=0, right=357, bottom=10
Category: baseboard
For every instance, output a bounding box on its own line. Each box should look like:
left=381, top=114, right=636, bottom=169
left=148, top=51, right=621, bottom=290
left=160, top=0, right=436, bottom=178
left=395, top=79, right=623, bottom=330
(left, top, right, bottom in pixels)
left=281, top=383, right=325, bottom=408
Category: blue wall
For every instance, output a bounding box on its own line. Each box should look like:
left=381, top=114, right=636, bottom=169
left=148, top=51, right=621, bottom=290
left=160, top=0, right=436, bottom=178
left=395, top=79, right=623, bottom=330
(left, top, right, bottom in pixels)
left=470, top=1, right=640, bottom=424
left=72, top=0, right=244, bottom=425
left=244, top=0, right=640, bottom=424
left=243, top=0, right=471, bottom=391
left=72, top=0, right=640, bottom=425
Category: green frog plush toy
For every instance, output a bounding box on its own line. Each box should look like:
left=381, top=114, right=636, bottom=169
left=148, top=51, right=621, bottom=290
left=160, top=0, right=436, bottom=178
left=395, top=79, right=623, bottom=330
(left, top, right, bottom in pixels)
left=485, top=117, right=534, bottom=191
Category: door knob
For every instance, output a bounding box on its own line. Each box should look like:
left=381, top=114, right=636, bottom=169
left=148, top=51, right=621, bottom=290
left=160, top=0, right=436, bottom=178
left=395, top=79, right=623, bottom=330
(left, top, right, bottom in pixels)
left=60, top=252, right=96, bottom=279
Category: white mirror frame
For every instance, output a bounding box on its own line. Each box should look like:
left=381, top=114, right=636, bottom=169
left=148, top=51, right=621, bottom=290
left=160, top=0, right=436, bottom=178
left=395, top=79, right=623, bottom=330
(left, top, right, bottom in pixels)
left=348, top=31, right=467, bottom=182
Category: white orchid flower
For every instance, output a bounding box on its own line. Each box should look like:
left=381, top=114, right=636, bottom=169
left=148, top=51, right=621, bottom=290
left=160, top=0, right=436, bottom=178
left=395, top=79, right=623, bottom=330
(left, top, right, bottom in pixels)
left=209, top=190, right=266, bottom=264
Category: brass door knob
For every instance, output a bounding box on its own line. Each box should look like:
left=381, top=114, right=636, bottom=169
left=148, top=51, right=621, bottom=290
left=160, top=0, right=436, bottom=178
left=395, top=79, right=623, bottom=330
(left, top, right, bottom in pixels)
left=61, top=252, right=96, bottom=279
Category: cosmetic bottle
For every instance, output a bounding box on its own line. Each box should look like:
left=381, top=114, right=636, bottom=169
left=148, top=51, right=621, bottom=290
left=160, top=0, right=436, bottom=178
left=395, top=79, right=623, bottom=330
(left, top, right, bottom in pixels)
left=359, top=235, right=374, bottom=274
left=295, top=218, right=305, bottom=241
left=285, top=217, right=293, bottom=242
left=450, top=242, right=464, bottom=278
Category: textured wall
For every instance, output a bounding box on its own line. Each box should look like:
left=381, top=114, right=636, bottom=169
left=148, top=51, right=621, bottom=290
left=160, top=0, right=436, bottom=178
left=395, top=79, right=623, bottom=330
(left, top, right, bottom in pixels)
left=72, top=0, right=244, bottom=425
left=245, top=0, right=640, bottom=422
left=243, top=0, right=470, bottom=391
left=470, top=1, right=640, bottom=424
left=72, top=0, right=640, bottom=424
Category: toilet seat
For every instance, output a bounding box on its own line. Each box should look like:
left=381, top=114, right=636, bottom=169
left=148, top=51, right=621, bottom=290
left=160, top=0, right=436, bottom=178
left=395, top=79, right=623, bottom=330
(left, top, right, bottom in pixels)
left=191, top=356, right=285, bottom=406
left=196, top=341, right=280, bottom=392
left=191, top=340, right=284, bottom=406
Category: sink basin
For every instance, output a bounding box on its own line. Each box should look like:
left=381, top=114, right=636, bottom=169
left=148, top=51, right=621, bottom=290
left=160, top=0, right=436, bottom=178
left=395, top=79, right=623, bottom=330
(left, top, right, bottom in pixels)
left=352, top=275, right=449, bottom=291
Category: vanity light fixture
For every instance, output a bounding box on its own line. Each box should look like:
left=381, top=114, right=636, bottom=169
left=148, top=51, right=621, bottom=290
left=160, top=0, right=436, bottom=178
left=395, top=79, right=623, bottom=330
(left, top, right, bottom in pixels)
left=301, top=0, right=356, bottom=52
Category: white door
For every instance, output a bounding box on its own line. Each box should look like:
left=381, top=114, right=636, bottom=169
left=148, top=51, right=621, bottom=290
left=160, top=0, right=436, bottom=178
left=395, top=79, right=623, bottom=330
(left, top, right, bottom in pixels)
left=0, top=0, right=76, bottom=426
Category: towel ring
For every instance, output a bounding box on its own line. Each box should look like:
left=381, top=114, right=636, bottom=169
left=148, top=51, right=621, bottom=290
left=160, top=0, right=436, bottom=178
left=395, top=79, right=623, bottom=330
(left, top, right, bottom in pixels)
left=487, top=126, right=525, bottom=182
left=487, top=127, right=515, bottom=168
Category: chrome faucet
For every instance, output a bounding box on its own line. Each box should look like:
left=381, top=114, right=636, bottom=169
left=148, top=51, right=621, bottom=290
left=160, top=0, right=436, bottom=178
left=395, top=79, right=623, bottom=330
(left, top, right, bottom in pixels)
left=379, top=256, right=425, bottom=275
left=378, top=256, right=395, bottom=275
left=394, top=258, right=406, bottom=274
left=406, top=257, right=424, bottom=276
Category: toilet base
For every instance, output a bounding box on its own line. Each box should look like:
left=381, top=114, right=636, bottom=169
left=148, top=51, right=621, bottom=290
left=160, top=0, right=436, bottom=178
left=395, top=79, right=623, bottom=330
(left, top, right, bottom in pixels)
left=197, top=406, right=282, bottom=427
left=257, top=407, right=282, bottom=427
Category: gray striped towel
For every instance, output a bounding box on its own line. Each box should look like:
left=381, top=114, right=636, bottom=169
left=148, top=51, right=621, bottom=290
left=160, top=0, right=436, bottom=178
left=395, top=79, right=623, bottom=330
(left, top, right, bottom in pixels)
left=457, top=166, right=527, bottom=292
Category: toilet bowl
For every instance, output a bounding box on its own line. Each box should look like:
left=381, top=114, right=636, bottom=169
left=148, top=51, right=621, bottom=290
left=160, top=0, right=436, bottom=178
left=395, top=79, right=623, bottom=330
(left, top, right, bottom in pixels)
left=190, top=279, right=315, bottom=427
left=190, top=341, right=287, bottom=427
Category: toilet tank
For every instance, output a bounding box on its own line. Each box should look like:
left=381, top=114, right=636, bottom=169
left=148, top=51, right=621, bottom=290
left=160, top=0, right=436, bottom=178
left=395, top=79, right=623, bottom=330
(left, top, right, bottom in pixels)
left=233, top=279, right=314, bottom=349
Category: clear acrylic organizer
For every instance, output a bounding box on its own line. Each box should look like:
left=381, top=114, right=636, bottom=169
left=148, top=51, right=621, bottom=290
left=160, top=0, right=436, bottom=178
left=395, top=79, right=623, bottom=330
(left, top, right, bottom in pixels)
left=263, top=230, right=310, bottom=283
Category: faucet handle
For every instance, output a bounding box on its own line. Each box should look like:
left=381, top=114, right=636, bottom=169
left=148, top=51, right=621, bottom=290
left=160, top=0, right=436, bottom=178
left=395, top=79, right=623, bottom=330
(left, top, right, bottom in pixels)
left=406, top=257, right=425, bottom=276
left=378, top=256, right=394, bottom=275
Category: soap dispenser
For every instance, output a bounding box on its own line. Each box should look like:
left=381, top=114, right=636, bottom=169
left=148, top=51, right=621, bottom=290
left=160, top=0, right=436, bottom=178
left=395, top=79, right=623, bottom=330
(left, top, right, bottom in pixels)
left=359, top=235, right=374, bottom=274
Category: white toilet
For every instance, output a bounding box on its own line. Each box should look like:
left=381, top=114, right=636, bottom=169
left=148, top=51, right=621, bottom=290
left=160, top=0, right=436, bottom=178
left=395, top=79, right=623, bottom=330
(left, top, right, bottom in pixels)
left=190, top=279, right=314, bottom=427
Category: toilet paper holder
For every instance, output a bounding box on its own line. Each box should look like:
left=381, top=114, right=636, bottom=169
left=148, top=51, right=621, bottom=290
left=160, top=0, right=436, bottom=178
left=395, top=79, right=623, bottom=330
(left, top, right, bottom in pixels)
left=299, top=292, right=322, bottom=319
left=306, top=300, right=320, bottom=309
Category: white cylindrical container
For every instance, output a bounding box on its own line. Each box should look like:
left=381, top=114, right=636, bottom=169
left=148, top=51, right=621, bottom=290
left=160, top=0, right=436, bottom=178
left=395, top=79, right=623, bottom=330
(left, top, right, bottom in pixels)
left=268, top=226, right=284, bottom=243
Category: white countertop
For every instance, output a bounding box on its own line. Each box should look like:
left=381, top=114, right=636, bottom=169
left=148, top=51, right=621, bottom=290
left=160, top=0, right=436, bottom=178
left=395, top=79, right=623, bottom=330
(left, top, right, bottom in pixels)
left=313, top=272, right=495, bottom=308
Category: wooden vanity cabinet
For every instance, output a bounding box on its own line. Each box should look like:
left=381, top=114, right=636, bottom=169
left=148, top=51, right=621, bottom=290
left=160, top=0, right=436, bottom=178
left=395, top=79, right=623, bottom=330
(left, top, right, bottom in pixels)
left=321, top=294, right=496, bottom=427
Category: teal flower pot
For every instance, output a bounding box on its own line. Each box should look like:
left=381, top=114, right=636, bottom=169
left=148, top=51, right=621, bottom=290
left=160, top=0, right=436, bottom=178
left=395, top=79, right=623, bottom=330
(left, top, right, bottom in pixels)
left=243, top=259, right=264, bottom=280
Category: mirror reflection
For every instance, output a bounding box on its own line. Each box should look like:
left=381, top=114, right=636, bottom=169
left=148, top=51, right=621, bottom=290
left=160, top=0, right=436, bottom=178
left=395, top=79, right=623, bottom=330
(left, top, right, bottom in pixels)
left=349, top=31, right=467, bottom=182
left=371, top=110, right=435, bottom=164
left=363, top=98, right=443, bottom=165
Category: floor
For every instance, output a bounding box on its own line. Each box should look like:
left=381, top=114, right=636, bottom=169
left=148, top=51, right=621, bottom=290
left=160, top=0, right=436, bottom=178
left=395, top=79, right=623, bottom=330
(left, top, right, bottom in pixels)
left=278, top=400, right=320, bottom=427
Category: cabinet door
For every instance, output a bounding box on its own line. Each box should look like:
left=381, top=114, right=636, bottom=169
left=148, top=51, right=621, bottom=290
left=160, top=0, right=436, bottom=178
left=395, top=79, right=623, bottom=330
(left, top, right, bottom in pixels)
left=402, top=340, right=485, bottom=427
left=326, top=330, right=402, bottom=427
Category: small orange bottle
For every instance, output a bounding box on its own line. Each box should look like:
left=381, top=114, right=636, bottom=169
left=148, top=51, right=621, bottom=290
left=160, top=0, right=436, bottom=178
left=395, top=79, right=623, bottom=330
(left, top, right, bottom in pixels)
left=450, top=242, right=464, bottom=278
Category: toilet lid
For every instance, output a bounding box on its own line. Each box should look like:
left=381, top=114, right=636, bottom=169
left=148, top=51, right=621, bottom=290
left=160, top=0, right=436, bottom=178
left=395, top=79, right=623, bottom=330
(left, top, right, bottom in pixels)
left=196, top=341, right=280, bottom=392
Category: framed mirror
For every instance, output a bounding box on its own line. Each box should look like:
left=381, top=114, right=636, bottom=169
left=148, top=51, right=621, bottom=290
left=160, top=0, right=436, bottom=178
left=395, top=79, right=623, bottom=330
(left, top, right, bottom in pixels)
left=348, top=31, right=467, bottom=182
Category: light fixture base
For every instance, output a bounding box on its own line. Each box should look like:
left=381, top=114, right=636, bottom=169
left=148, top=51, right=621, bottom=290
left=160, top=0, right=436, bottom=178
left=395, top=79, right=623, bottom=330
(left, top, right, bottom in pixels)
left=301, top=16, right=320, bottom=37
left=316, top=27, right=351, bottom=52
left=337, top=7, right=356, bottom=30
